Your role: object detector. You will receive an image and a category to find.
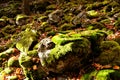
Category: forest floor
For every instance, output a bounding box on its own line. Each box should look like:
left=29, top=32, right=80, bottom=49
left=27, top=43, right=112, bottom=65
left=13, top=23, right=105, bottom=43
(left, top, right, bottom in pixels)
left=1, top=0, right=120, bottom=80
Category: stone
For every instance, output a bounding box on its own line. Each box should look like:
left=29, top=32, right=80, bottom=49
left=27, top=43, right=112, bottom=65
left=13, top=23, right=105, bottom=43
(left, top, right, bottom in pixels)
left=0, top=18, right=6, bottom=28
left=95, top=41, right=120, bottom=65
left=15, top=14, right=29, bottom=26
left=48, top=9, right=63, bottom=23
left=16, top=28, right=38, bottom=52
left=38, top=33, right=91, bottom=73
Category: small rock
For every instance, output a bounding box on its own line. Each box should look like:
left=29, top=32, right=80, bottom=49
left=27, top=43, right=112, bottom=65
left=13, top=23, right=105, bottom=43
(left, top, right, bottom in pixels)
left=48, top=9, right=63, bottom=23
left=15, top=14, right=29, bottom=26
left=0, top=18, right=6, bottom=28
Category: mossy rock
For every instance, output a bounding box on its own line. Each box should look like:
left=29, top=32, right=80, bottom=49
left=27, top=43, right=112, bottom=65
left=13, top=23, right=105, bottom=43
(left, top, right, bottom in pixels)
left=46, top=38, right=91, bottom=65
left=39, top=33, right=91, bottom=73
left=2, top=25, right=16, bottom=34
left=85, top=1, right=110, bottom=10
left=100, top=41, right=119, bottom=50
left=52, top=30, right=107, bottom=45
left=40, top=22, right=49, bottom=29
left=27, top=50, right=38, bottom=57
left=19, top=52, right=32, bottom=68
left=63, top=13, right=73, bottom=23
left=51, top=32, right=81, bottom=45
left=0, top=18, right=6, bottom=27
left=87, top=10, right=99, bottom=18
left=87, top=22, right=105, bottom=30
left=80, top=29, right=107, bottom=42
left=81, top=69, right=120, bottom=80
left=59, top=23, right=76, bottom=31
left=38, top=16, right=48, bottom=22
left=95, top=41, right=120, bottom=65
left=46, top=4, right=57, bottom=10
left=16, top=28, right=38, bottom=52
left=0, top=48, right=16, bottom=58
left=15, top=14, right=28, bottom=25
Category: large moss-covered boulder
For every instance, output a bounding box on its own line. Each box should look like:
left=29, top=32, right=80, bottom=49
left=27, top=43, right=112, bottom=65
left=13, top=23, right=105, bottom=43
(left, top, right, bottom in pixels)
left=16, top=28, right=38, bottom=52
left=38, top=29, right=108, bottom=74
left=38, top=33, right=91, bottom=73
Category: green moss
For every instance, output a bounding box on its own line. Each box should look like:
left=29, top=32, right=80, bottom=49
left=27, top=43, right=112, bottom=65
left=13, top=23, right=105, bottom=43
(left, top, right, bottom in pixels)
left=81, top=69, right=120, bottom=80
left=0, top=52, right=9, bottom=58
left=0, top=48, right=15, bottom=58
left=45, top=37, right=91, bottom=65
left=9, top=76, right=18, bottom=80
left=85, top=1, right=109, bottom=10
left=19, top=52, right=32, bottom=68
left=80, top=29, right=107, bottom=41
left=8, top=56, right=19, bottom=67
left=46, top=4, right=57, bottom=10
left=27, top=50, right=38, bottom=57
left=46, top=43, right=73, bottom=64
left=96, top=41, right=120, bottom=65
left=0, top=18, right=6, bottom=23
left=40, top=22, right=49, bottom=29
left=16, top=14, right=27, bottom=22
left=47, top=31, right=56, bottom=37
left=107, top=7, right=120, bottom=16
left=111, top=46, right=120, bottom=65
left=0, top=68, right=3, bottom=72
left=60, top=23, right=76, bottom=31
left=114, top=18, right=120, bottom=30
left=0, top=1, right=21, bottom=17
left=38, top=16, right=48, bottom=22
left=16, top=28, right=38, bottom=52
left=100, top=19, right=111, bottom=24
left=64, top=14, right=73, bottom=23
left=52, top=33, right=81, bottom=45
left=45, top=27, right=52, bottom=32
left=87, top=10, right=99, bottom=18
left=4, top=67, right=13, bottom=74
left=100, top=41, right=119, bottom=50
left=2, top=25, right=16, bottom=34
left=87, top=22, right=105, bottom=30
